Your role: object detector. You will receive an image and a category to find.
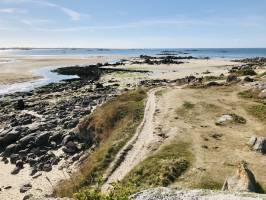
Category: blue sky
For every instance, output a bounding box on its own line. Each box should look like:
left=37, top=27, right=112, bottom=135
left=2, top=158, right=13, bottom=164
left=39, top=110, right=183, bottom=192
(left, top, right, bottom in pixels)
left=0, top=0, right=265, bottom=48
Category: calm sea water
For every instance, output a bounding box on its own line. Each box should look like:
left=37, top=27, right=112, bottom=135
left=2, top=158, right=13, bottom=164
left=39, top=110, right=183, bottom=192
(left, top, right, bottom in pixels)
left=1, top=48, right=266, bottom=59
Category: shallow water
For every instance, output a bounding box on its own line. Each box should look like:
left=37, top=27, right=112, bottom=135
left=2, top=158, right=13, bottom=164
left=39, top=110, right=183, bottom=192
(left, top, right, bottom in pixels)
left=0, top=67, right=78, bottom=95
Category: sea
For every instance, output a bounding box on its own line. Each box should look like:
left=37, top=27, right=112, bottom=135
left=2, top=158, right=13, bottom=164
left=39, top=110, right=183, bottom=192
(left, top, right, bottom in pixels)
left=1, top=48, right=266, bottom=59
left=0, top=48, right=265, bottom=96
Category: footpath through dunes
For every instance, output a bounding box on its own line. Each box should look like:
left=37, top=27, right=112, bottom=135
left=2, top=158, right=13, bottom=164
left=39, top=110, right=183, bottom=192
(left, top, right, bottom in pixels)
left=100, top=81, right=266, bottom=196
left=102, top=88, right=161, bottom=192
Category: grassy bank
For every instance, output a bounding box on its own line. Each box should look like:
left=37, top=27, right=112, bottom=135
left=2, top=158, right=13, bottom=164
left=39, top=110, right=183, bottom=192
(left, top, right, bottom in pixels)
left=54, top=89, right=147, bottom=197
left=74, top=141, right=193, bottom=200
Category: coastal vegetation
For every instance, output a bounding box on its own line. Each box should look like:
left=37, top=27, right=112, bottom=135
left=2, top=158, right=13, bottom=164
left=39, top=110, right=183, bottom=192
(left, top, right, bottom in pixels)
left=73, top=141, right=193, bottom=200
left=55, top=89, right=147, bottom=197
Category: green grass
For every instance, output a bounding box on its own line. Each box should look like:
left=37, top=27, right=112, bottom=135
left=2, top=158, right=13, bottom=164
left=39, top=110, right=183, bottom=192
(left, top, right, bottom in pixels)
left=232, top=69, right=257, bottom=76
left=155, top=90, right=165, bottom=97
left=55, top=89, right=147, bottom=197
left=238, top=89, right=266, bottom=104
left=230, top=113, right=247, bottom=124
left=247, top=104, right=266, bottom=122
left=73, top=141, right=193, bottom=200
left=182, top=101, right=195, bottom=109
left=191, top=178, right=223, bottom=190
left=119, top=141, right=193, bottom=191
left=176, top=101, right=196, bottom=118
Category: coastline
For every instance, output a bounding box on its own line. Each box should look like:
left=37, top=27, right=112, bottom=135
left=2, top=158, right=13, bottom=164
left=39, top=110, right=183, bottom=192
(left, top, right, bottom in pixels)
left=0, top=53, right=265, bottom=200
left=0, top=55, right=127, bottom=85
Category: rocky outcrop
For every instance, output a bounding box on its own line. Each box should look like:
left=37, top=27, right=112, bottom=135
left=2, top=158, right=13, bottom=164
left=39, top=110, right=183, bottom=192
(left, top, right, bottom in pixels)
left=222, top=162, right=260, bottom=193
left=0, top=77, right=120, bottom=176
left=132, top=187, right=265, bottom=200
left=249, top=136, right=266, bottom=154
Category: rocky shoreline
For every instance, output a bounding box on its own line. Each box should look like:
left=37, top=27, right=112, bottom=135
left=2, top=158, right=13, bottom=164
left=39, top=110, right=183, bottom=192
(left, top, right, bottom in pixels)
left=0, top=56, right=265, bottom=199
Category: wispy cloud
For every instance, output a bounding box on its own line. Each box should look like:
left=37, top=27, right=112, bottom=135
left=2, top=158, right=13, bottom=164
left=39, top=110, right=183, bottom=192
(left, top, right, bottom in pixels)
left=2, top=0, right=83, bottom=21
left=0, top=8, right=27, bottom=14
left=20, top=18, right=51, bottom=25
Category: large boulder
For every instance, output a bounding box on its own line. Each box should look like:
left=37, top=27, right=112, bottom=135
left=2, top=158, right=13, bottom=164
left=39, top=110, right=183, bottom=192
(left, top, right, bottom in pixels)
left=249, top=136, right=266, bottom=154
left=222, top=162, right=259, bottom=193
left=0, top=129, right=20, bottom=148
left=35, top=132, right=50, bottom=146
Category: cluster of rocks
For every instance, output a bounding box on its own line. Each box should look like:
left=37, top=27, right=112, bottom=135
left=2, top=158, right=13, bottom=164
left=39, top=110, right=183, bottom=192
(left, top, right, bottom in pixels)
left=229, top=65, right=257, bottom=76
left=0, top=77, right=120, bottom=176
left=234, top=57, right=266, bottom=66
left=131, top=55, right=201, bottom=65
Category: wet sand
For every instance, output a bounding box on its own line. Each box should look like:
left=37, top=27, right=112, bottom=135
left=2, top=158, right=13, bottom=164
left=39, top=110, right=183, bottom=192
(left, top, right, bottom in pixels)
left=0, top=55, right=127, bottom=85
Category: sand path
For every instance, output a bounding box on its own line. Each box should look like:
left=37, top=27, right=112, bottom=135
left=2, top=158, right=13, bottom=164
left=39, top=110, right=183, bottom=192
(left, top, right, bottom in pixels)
left=102, top=88, right=161, bottom=191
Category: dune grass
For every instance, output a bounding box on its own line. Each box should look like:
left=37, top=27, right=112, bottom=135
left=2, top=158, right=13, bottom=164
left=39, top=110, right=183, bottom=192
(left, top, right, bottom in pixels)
left=120, top=141, right=193, bottom=190
left=247, top=104, right=266, bottom=122
left=54, top=89, right=147, bottom=197
left=73, top=141, right=193, bottom=200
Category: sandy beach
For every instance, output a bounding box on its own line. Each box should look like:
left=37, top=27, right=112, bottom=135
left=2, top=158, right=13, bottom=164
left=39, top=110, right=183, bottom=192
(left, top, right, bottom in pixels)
left=0, top=55, right=127, bottom=85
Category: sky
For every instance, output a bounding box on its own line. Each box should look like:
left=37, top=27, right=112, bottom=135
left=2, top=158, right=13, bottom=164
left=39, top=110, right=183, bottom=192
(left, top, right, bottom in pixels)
left=0, top=0, right=266, bottom=48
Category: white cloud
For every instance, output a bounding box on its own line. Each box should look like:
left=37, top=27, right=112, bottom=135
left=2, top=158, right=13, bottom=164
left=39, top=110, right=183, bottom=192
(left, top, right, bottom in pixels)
left=0, top=8, right=27, bottom=14
left=20, top=18, right=51, bottom=25
left=1, top=0, right=83, bottom=21
left=34, top=0, right=83, bottom=21
left=60, top=7, right=81, bottom=21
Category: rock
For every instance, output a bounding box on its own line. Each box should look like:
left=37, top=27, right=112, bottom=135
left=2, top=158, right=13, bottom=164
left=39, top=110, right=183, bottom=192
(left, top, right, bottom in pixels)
left=18, top=133, right=37, bottom=148
left=1, top=157, right=9, bottom=164
left=215, top=115, right=233, bottom=126
left=222, top=162, right=258, bottom=193
left=10, top=154, right=20, bottom=164
left=43, top=163, right=52, bottom=172
left=32, top=172, right=42, bottom=179
left=16, top=160, right=24, bottom=168
left=15, top=99, right=25, bottom=110
left=226, top=75, right=238, bottom=83
left=62, top=141, right=79, bottom=154
left=258, top=89, right=266, bottom=98
left=0, top=129, right=20, bottom=148
left=35, top=132, right=50, bottom=146
left=3, top=143, right=18, bottom=156
left=20, top=183, right=32, bottom=193
left=49, top=132, right=63, bottom=144
left=206, top=81, right=221, bottom=87
left=61, top=135, right=73, bottom=145
left=243, top=76, right=254, bottom=82
left=11, top=166, right=21, bottom=175
left=23, top=194, right=33, bottom=200
left=4, top=186, right=12, bottom=189
left=249, top=136, right=266, bottom=154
